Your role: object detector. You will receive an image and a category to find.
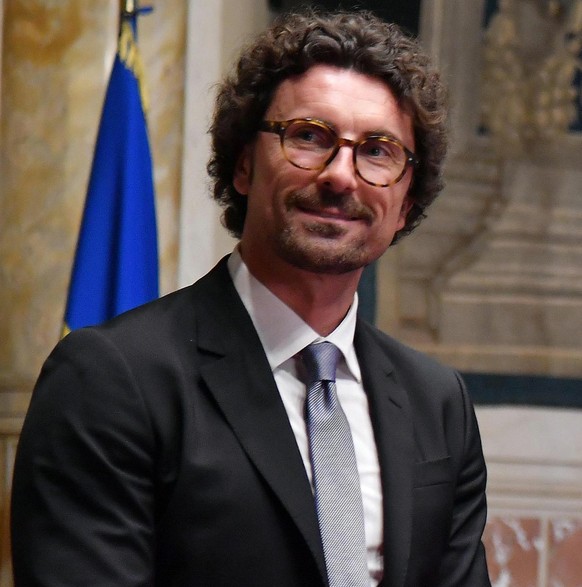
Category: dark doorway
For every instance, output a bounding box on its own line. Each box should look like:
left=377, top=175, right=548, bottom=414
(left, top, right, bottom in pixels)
left=268, top=0, right=422, bottom=36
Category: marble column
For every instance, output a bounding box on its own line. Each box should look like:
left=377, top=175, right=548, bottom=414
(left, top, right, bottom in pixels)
left=178, top=0, right=270, bottom=286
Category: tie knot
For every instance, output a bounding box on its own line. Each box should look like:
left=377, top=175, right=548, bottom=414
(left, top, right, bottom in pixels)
left=301, top=342, right=341, bottom=384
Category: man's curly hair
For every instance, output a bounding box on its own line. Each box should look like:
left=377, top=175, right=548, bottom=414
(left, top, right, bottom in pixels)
left=207, top=10, right=448, bottom=244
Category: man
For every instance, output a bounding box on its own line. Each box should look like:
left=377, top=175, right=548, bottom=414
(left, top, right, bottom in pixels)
left=12, top=10, right=491, bottom=587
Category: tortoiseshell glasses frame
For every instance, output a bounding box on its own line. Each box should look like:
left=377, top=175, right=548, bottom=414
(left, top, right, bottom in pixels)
left=259, top=118, right=418, bottom=188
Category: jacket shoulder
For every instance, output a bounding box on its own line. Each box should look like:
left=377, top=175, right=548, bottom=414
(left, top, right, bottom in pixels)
left=355, top=319, right=461, bottom=387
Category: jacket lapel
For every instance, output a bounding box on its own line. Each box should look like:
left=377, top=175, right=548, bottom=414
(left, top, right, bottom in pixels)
left=355, top=321, right=414, bottom=587
left=192, top=259, right=327, bottom=582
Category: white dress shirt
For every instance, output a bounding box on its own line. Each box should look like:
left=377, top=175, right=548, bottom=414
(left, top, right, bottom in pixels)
left=228, top=249, right=384, bottom=585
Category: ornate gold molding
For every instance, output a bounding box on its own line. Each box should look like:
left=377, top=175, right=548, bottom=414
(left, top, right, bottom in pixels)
left=481, top=0, right=582, bottom=153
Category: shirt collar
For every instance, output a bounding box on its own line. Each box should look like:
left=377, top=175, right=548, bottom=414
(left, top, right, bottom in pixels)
left=228, top=248, right=361, bottom=382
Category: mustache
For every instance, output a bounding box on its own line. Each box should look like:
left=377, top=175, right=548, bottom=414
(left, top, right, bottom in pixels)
left=286, top=188, right=375, bottom=224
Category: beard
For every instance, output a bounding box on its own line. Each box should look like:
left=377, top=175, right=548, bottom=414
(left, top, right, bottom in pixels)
left=273, top=188, right=382, bottom=274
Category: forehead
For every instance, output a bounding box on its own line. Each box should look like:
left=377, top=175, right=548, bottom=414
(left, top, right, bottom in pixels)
left=266, top=64, right=414, bottom=146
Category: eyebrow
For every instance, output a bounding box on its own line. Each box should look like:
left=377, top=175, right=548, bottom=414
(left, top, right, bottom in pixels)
left=364, top=128, right=403, bottom=141
left=302, top=117, right=408, bottom=145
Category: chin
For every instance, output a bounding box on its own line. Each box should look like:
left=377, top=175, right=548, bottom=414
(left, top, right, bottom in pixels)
left=276, top=221, right=391, bottom=273
left=279, top=240, right=376, bottom=274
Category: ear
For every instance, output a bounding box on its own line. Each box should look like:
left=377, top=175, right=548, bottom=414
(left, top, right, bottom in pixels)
left=233, top=145, right=252, bottom=196
left=396, top=196, right=414, bottom=230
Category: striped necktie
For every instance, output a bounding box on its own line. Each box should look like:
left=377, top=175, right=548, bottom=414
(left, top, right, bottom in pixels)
left=302, top=342, right=369, bottom=587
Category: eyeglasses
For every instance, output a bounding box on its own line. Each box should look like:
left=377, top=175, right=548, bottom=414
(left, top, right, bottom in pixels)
left=259, top=118, right=418, bottom=188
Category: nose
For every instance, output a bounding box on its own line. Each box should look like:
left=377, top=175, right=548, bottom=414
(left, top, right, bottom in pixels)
left=316, top=145, right=358, bottom=194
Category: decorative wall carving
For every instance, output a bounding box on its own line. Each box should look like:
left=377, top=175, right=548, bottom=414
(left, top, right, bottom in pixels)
left=481, top=0, right=582, bottom=153
left=379, top=0, right=582, bottom=379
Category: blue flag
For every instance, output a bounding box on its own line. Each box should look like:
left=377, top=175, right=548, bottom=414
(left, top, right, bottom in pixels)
left=63, top=13, right=158, bottom=335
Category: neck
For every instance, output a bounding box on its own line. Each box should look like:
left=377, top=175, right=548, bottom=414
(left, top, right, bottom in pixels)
left=240, top=249, right=362, bottom=336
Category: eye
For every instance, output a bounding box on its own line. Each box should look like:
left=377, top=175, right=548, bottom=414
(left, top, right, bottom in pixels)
left=285, top=122, right=335, bottom=150
left=359, top=137, right=403, bottom=162
left=294, top=127, right=317, bottom=142
left=360, top=138, right=400, bottom=158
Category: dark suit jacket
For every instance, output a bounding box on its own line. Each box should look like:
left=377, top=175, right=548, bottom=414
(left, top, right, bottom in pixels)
left=12, top=257, right=490, bottom=586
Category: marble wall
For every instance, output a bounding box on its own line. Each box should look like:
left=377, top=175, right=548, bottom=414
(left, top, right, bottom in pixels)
left=479, top=405, right=582, bottom=587
left=483, top=516, right=582, bottom=586
left=0, top=1, right=186, bottom=584
left=0, top=0, right=186, bottom=392
left=379, top=0, right=582, bottom=380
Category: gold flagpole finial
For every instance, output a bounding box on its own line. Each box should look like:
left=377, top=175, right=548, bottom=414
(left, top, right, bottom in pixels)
left=121, top=0, right=138, bottom=17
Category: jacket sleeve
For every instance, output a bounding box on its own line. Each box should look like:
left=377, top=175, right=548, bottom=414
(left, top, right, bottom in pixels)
left=11, top=328, right=156, bottom=587
left=436, top=372, right=492, bottom=587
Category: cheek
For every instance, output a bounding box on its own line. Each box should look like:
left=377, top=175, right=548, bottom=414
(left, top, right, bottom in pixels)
left=234, top=140, right=295, bottom=199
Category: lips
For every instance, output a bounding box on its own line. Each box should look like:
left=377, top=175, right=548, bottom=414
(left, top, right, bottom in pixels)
left=297, top=204, right=360, bottom=222
left=287, top=190, right=374, bottom=224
